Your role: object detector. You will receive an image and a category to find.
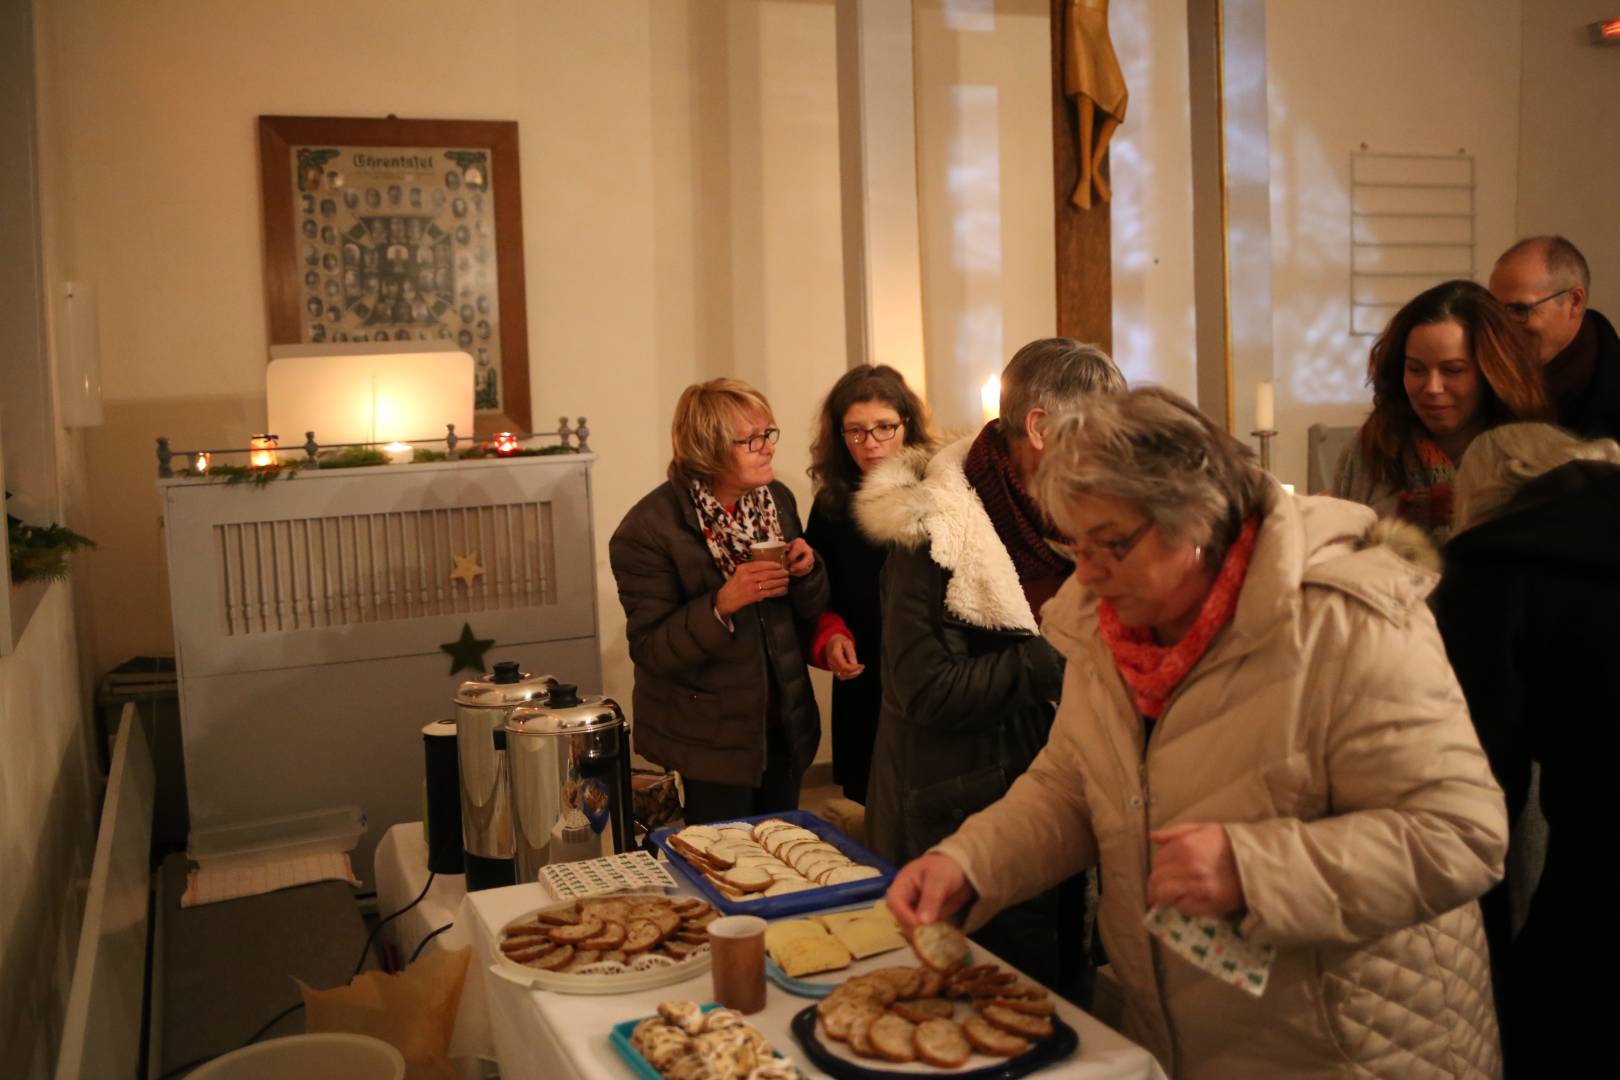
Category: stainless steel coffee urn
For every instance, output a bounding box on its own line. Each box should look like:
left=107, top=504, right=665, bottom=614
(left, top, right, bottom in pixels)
left=504, top=684, right=635, bottom=882
left=453, top=661, right=556, bottom=890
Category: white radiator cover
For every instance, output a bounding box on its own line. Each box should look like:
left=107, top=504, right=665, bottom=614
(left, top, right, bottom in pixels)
left=160, top=454, right=602, bottom=881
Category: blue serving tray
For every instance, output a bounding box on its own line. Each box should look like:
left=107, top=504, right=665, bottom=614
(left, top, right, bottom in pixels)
left=650, top=809, right=897, bottom=918
left=610, top=1003, right=790, bottom=1080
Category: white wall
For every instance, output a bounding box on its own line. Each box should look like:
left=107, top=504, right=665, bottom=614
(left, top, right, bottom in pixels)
left=1515, top=0, right=1620, bottom=316
left=38, top=0, right=847, bottom=763
left=913, top=0, right=1057, bottom=430
left=1264, top=0, right=1523, bottom=487
left=1107, top=0, right=1196, bottom=395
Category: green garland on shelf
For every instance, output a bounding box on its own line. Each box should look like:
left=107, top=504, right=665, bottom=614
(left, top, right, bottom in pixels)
left=175, top=442, right=580, bottom=483
left=8, top=520, right=96, bottom=584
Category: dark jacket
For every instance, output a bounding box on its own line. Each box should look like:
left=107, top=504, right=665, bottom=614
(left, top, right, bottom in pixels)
left=804, top=495, right=887, bottom=803
left=851, top=439, right=1066, bottom=865
left=1557, top=308, right=1620, bottom=443
left=1432, top=460, right=1620, bottom=1074
left=609, top=480, right=827, bottom=785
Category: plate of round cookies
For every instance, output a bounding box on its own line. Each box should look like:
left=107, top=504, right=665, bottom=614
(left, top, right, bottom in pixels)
left=787, top=936, right=1077, bottom=1078
left=490, top=892, right=716, bottom=994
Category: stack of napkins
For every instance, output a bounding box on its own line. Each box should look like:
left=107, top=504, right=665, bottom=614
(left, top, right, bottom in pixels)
left=1143, top=907, right=1275, bottom=997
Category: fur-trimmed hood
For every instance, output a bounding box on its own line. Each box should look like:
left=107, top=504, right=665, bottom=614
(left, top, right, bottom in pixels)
left=853, top=436, right=1039, bottom=633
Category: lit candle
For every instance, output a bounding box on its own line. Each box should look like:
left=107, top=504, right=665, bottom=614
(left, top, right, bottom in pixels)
left=1281, top=482, right=1296, bottom=496
left=383, top=441, right=413, bottom=465
left=494, top=431, right=519, bottom=455
left=249, top=434, right=279, bottom=468
left=980, top=376, right=1000, bottom=423
left=193, top=451, right=211, bottom=474
left=1255, top=381, right=1275, bottom=432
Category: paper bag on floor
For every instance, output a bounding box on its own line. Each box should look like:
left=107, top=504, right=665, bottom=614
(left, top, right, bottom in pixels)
left=300, top=947, right=472, bottom=1080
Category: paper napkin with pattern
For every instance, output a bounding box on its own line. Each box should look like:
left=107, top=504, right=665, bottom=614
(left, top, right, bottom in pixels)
left=1143, top=906, right=1275, bottom=997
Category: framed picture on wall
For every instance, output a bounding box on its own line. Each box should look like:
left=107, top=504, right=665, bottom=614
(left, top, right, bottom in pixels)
left=257, top=115, right=530, bottom=434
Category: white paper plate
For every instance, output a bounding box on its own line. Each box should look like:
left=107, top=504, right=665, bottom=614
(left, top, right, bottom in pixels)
left=488, top=893, right=712, bottom=996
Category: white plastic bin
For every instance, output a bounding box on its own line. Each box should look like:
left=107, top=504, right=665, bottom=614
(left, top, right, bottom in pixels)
left=187, top=1034, right=405, bottom=1080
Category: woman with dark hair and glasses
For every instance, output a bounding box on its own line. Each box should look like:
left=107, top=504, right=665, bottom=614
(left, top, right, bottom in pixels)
left=609, top=378, right=828, bottom=823
left=1332, top=279, right=1550, bottom=541
left=804, top=365, right=936, bottom=803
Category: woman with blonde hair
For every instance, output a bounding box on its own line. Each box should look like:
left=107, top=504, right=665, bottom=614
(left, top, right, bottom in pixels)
left=609, top=378, right=828, bottom=823
left=1434, top=422, right=1620, bottom=1076
left=1334, top=279, right=1550, bottom=540
left=803, top=364, right=935, bottom=803
left=892, top=386, right=1508, bottom=1078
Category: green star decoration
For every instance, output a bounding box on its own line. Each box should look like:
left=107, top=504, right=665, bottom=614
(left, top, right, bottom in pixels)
left=440, top=622, right=495, bottom=676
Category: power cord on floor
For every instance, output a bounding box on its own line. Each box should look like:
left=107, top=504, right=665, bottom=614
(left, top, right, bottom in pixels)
left=153, top=872, right=438, bottom=1078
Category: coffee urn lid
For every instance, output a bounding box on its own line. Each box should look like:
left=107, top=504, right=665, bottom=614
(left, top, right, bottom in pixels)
left=453, top=661, right=558, bottom=708
left=505, top=684, right=625, bottom=735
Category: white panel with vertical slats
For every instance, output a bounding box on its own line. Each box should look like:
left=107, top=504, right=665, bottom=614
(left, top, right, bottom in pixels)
left=210, top=502, right=557, bottom=635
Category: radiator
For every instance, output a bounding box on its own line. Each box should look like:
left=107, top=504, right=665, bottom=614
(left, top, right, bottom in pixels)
left=161, top=455, right=602, bottom=881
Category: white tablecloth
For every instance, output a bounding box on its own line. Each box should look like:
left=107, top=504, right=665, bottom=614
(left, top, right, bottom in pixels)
left=460, top=882, right=1168, bottom=1080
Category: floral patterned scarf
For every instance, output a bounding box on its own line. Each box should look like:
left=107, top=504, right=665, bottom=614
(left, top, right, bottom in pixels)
left=689, top=480, right=784, bottom=577
left=1097, top=517, right=1260, bottom=719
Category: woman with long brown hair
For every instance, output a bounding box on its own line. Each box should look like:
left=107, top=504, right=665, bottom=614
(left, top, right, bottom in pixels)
left=1333, top=278, right=1550, bottom=540
left=803, top=364, right=934, bottom=804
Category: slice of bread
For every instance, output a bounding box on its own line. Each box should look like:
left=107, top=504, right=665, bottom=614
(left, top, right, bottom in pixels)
left=525, top=944, right=575, bottom=971
left=979, top=1003, right=1054, bottom=1039
left=962, top=1014, right=1030, bottom=1057
left=914, top=1017, right=972, bottom=1068
left=911, top=921, right=970, bottom=971
left=720, top=865, right=773, bottom=893
left=868, top=1013, right=918, bottom=1063
left=549, top=916, right=605, bottom=944
left=892, top=998, right=955, bottom=1023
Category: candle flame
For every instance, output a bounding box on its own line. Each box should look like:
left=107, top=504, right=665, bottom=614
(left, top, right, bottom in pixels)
left=980, top=376, right=1000, bottom=422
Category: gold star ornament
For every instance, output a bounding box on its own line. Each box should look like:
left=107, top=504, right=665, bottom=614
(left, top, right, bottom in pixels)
left=450, top=551, right=485, bottom=587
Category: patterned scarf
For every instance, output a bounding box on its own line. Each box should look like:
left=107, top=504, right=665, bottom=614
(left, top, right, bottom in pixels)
left=1097, top=517, right=1260, bottom=719
left=689, top=480, right=784, bottom=577
left=1394, top=433, right=1457, bottom=539
left=961, top=421, right=1074, bottom=616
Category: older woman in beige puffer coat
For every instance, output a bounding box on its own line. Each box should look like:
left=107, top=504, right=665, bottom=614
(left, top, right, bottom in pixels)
left=890, top=388, right=1508, bottom=1079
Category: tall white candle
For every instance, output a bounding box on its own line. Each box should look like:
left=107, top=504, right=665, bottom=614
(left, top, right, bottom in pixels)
left=1255, top=381, right=1275, bottom=431
left=980, top=375, right=1000, bottom=423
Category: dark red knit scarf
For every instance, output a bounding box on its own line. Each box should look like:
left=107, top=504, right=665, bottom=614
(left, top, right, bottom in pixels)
left=1097, top=517, right=1259, bottom=719
left=962, top=421, right=1074, bottom=617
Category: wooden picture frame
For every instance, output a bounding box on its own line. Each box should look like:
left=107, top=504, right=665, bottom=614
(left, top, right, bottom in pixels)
left=258, top=115, right=530, bottom=434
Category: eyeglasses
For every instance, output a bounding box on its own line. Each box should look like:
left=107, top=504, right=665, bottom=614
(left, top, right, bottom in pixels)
left=731, top=427, right=780, bottom=453
left=841, top=421, right=904, bottom=445
left=1063, top=520, right=1153, bottom=565
left=1501, top=288, right=1570, bottom=320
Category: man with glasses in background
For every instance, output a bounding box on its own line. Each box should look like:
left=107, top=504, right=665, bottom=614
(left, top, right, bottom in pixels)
left=1490, top=235, right=1620, bottom=440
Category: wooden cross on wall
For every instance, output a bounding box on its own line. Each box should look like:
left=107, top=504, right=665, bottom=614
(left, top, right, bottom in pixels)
left=1051, top=0, right=1115, bottom=353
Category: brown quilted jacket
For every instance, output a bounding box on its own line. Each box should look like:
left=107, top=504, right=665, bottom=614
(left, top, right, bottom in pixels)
left=935, top=489, right=1507, bottom=1078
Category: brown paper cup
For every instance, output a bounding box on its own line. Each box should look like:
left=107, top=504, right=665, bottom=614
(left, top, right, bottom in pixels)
left=749, top=541, right=788, bottom=565
left=708, top=914, right=768, bottom=1013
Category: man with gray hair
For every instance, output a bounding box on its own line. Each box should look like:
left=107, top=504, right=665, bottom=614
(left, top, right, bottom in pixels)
left=1489, top=235, right=1620, bottom=440
left=853, top=337, right=1124, bottom=999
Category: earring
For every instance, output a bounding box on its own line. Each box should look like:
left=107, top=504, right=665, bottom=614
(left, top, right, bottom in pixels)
left=1194, top=545, right=1204, bottom=566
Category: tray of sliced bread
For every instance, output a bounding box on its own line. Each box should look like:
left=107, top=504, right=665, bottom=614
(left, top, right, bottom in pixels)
left=489, top=892, right=715, bottom=994
left=787, top=958, right=1077, bottom=1078
left=649, top=810, right=897, bottom=917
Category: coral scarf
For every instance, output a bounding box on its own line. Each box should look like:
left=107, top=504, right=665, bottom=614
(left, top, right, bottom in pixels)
left=1394, top=433, right=1457, bottom=539
left=1097, top=517, right=1260, bottom=719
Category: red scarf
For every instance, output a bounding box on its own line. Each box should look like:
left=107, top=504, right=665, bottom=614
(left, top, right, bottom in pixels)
left=1097, top=517, right=1260, bottom=719
left=961, top=422, right=1074, bottom=618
